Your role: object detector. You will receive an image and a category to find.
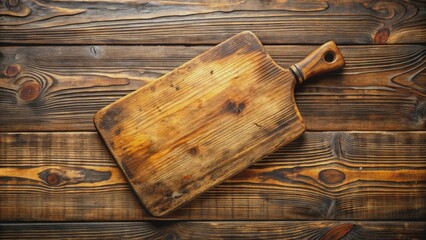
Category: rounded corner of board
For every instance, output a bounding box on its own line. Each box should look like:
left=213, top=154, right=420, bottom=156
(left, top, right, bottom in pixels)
left=92, top=110, right=104, bottom=129
left=144, top=203, right=174, bottom=218
left=239, top=30, right=256, bottom=38
left=138, top=191, right=187, bottom=218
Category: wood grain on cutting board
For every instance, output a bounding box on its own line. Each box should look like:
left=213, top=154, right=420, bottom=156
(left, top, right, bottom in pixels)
left=94, top=32, right=306, bottom=216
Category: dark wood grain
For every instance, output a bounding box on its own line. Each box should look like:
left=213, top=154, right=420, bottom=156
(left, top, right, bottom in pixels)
left=1, top=45, right=424, bottom=132
left=0, top=0, right=425, bottom=45
left=1, top=131, right=424, bottom=221
left=0, top=221, right=424, bottom=239
left=1, top=0, right=425, bottom=236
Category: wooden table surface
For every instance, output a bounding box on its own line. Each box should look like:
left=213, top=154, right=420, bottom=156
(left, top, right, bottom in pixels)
left=0, top=0, right=425, bottom=239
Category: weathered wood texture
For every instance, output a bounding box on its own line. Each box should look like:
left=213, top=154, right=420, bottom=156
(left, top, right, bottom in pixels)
left=0, top=221, right=425, bottom=239
left=1, top=131, right=425, bottom=221
left=1, top=0, right=425, bottom=236
left=0, top=0, right=425, bottom=45
left=1, top=45, right=424, bottom=132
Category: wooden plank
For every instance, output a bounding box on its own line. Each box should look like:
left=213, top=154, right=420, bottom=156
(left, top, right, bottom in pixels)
left=1, top=45, right=425, bottom=131
left=0, top=131, right=425, bottom=221
left=0, top=221, right=425, bottom=239
left=0, top=0, right=425, bottom=45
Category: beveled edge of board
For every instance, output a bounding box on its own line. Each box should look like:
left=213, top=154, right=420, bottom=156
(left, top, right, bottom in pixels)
left=93, top=30, right=307, bottom=217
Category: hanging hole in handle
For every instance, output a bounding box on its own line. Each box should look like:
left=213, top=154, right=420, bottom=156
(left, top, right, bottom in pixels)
left=324, top=51, right=336, bottom=63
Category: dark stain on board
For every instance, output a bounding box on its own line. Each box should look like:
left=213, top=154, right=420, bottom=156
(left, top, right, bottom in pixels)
left=169, top=82, right=181, bottom=91
left=260, top=114, right=294, bottom=137
left=224, top=100, right=246, bottom=114
left=120, top=162, right=134, bottom=179
left=97, top=107, right=122, bottom=130
left=114, top=128, right=122, bottom=136
left=164, top=190, right=173, bottom=199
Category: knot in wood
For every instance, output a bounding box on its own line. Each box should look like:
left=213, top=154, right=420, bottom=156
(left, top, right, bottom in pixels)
left=5, top=64, right=21, bottom=77
left=18, top=81, right=41, bottom=102
left=188, top=147, right=199, bottom=155
left=38, top=168, right=64, bottom=186
left=319, top=169, right=346, bottom=184
left=46, top=173, right=62, bottom=186
left=374, top=28, right=390, bottom=44
left=6, top=0, right=20, bottom=8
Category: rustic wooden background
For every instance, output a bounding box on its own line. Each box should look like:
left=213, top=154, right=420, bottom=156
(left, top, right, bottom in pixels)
left=0, top=0, right=425, bottom=239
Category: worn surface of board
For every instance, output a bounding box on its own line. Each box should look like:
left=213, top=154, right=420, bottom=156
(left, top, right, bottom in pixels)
left=95, top=32, right=301, bottom=216
left=94, top=32, right=344, bottom=216
left=0, top=0, right=425, bottom=238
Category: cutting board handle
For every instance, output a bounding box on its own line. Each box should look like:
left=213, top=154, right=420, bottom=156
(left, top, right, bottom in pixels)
left=289, top=41, right=345, bottom=84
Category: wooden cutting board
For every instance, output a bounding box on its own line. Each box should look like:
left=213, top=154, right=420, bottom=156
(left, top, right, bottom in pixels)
left=94, top=31, right=345, bottom=217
